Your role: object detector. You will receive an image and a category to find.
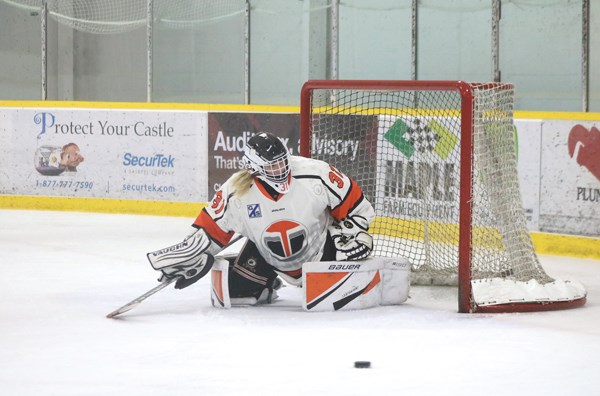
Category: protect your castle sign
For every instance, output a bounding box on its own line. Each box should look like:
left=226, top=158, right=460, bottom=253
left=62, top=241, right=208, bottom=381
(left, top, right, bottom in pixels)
left=0, top=107, right=207, bottom=202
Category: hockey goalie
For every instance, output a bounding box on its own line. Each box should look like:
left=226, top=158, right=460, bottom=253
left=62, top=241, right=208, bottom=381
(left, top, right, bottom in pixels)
left=147, top=132, right=410, bottom=311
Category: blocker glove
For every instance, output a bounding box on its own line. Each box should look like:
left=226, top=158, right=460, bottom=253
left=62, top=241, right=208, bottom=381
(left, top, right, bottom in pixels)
left=329, top=216, right=373, bottom=261
left=147, top=228, right=215, bottom=289
left=154, top=253, right=215, bottom=289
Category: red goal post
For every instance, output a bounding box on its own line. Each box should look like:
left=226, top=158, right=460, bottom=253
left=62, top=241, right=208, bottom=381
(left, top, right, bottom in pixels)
left=300, top=80, right=586, bottom=313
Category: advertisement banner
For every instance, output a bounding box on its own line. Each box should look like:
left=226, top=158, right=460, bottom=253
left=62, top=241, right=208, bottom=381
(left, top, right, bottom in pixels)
left=374, top=116, right=538, bottom=232
left=514, top=119, right=542, bottom=230
left=539, top=120, right=600, bottom=236
left=375, top=115, right=460, bottom=224
left=307, top=113, right=379, bottom=201
left=0, top=107, right=207, bottom=202
left=207, top=112, right=299, bottom=195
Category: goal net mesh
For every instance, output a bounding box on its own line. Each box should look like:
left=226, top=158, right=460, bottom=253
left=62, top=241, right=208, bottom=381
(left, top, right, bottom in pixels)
left=305, top=83, right=550, bottom=287
left=2, top=0, right=246, bottom=33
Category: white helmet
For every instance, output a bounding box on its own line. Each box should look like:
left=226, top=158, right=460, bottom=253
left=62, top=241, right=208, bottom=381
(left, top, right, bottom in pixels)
left=243, top=132, right=291, bottom=194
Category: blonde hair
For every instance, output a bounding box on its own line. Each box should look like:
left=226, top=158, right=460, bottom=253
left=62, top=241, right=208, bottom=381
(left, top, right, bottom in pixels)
left=230, top=170, right=254, bottom=197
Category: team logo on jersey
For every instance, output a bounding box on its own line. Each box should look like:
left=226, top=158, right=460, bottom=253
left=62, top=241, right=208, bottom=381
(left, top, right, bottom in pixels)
left=262, top=220, right=307, bottom=261
left=247, top=203, right=262, bottom=218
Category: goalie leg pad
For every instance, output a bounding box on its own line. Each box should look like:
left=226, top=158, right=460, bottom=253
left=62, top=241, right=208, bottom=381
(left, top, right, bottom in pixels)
left=211, top=239, right=282, bottom=308
left=211, top=263, right=283, bottom=308
left=211, top=258, right=231, bottom=308
left=302, top=257, right=410, bottom=312
left=381, top=258, right=411, bottom=305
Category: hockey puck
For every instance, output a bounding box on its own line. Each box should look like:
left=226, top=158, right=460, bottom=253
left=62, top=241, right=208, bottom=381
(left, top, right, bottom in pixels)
left=354, top=361, right=371, bottom=369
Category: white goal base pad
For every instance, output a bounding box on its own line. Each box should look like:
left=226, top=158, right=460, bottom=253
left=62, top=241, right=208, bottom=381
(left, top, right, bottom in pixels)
left=472, top=278, right=587, bottom=307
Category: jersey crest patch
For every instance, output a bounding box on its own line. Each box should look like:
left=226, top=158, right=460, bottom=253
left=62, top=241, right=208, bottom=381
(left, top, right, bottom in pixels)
left=262, top=220, right=307, bottom=261
left=247, top=203, right=262, bottom=218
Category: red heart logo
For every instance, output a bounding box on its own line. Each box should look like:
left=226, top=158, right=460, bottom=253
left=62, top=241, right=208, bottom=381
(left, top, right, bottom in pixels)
left=568, top=124, right=600, bottom=181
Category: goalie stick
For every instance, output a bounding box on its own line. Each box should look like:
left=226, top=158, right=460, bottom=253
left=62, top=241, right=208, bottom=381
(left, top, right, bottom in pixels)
left=106, top=234, right=244, bottom=319
left=106, top=277, right=177, bottom=319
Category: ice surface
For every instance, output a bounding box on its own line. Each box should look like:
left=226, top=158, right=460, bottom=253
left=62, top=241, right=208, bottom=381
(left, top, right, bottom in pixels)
left=1, top=209, right=599, bottom=396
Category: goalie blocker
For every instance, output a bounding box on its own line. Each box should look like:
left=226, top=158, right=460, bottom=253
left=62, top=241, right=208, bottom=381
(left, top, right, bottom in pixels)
left=210, top=256, right=410, bottom=311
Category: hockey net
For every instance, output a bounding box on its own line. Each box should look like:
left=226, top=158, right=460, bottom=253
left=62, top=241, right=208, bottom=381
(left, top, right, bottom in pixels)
left=3, top=0, right=246, bottom=33
left=300, top=80, right=586, bottom=313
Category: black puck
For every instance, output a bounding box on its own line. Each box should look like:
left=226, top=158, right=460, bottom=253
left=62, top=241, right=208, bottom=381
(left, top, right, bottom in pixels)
left=354, top=361, right=371, bottom=369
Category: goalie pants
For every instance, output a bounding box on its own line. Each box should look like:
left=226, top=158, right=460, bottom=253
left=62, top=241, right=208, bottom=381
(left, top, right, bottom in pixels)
left=227, top=234, right=337, bottom=299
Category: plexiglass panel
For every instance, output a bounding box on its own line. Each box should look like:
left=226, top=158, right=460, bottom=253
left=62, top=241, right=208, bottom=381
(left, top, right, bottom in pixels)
left=417, top=0, right=493, bottom=82
left=70, top=27, right=147, bottom=102
left=339, top=0, right=413, bottom=80
left=500, top=0, right=582, bottom=111
left=249, top=0, right=320, bottom=105
left=590, top=0, right=600, bottom=112
left=152, top=0, right=246, bottom=103
left=0, top=0, right=597, bottom=111
left=0, top=1, right=41, bottom=100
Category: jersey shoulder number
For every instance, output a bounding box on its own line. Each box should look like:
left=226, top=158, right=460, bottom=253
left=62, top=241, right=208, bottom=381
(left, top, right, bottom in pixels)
left=327, top=164, right=346, bottom=190
left=210, top=190, right=226, bottom=215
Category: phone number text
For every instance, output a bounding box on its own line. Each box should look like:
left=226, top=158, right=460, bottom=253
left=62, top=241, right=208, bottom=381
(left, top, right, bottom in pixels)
left=35, top=180, right=94, bottom=190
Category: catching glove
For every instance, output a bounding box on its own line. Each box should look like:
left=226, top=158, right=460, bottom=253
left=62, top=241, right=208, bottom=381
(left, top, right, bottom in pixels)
left=329, top=216, right=373, bottom=261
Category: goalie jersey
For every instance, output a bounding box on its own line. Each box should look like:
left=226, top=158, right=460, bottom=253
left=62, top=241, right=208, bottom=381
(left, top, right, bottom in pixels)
left=193, top=155, right=375, bottom=273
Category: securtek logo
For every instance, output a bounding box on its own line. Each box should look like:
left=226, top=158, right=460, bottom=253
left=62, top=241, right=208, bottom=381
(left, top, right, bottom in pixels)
left=384, top=118, right=458, bottom=160
left=123, top=153, right=175, bottom=168
left=569, top=125, right=600, bottom=182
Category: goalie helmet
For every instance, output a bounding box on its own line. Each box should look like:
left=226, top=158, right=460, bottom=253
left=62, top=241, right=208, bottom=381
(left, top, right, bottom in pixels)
left=243, top=132, right=291, bottom=194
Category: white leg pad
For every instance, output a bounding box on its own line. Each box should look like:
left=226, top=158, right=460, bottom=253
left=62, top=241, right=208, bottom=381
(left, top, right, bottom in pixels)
left=210, top=258, right=231, bottom=309
left=302, top=257, right=410, bottom=312
left=381, top=258, right=411, bottom=305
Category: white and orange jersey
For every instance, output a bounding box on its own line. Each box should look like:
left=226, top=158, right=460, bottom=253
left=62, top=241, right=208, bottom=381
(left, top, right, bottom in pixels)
left=193, top=156, right=375, bottom=273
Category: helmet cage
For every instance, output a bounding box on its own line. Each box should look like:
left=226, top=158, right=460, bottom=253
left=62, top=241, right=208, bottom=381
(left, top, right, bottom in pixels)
left=243, top=136, right=291, bottom=194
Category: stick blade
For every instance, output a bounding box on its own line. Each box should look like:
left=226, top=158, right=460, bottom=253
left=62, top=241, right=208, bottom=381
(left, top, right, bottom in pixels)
left=106, top=302, right=140, bottom=319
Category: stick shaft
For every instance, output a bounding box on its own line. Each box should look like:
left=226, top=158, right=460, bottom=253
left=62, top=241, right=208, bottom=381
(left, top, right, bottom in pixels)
left=106, top=234, right=245, bottom=319
left=106, top=277, right=176, bottom=318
